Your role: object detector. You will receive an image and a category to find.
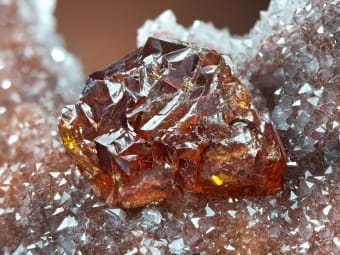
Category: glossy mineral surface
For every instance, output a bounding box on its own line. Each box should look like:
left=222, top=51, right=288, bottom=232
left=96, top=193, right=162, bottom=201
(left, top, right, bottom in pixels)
left=59, top=38, right=286, bottom=208
left=1, top=0, right=339, bottom=254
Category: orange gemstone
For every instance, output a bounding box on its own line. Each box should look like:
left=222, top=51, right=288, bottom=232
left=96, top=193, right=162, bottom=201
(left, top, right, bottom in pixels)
left=59, top=38, right=287, bottom=208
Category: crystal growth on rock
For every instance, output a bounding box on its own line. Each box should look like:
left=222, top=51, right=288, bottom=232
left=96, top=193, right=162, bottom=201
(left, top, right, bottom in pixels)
left=138, top=0, right=340, bottom=175
left=59, top=37, right=287, bottom=208
left=1, top=0, right=339, bottom=254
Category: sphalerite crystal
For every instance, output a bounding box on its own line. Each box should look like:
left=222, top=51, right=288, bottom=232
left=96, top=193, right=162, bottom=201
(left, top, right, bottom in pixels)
left=2, top=0, right=339, bottom=254
left=59, top=37, right=286, bottom=208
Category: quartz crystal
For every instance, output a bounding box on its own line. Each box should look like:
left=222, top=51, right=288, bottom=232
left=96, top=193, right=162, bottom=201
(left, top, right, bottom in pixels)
left=1, top=0, right=339, bottom=254
left=59, top=37, right=287, bottom=208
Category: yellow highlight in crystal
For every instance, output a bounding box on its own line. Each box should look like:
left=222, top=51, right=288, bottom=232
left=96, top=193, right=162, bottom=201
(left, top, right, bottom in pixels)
left=60, top=123, right=79, bottom=153
left=211, top=174, right=235, bottom=186
left=211, top=175, right=224, bottom=186
left=238, top=101, right=248, bottom=108
left=63, top=132, right=76, bottom=151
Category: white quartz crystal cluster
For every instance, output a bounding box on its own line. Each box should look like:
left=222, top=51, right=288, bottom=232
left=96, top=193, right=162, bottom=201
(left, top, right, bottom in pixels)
left=0, top=0, right=83, bottom=102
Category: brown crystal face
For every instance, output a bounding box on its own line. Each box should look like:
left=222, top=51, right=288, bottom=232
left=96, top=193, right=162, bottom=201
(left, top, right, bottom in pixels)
left=59, top=37, right=287, bottom=208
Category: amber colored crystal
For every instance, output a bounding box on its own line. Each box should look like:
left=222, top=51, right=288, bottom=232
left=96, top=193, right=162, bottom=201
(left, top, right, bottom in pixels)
left=59, top=38, right=287, bottom=208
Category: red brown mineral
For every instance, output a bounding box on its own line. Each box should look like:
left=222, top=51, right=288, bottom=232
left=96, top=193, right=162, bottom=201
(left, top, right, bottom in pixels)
left=59, top=37, right=287, bottom=208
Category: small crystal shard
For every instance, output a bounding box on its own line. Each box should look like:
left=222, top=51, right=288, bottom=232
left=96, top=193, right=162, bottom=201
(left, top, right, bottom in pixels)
left=57, top=215, right=78, bottom=232
left=59, top=37, right=287, bottom=208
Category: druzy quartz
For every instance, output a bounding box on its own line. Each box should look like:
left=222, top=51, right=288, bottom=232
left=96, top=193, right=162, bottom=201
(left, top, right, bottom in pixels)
left=59, top=38, right=287, bottom=208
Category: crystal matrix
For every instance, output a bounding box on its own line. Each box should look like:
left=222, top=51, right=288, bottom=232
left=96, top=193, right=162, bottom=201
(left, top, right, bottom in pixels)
left=138, top=0, right=340, bottom=174
left=1, top=0, right=339, bottom=254
left=59, top=37, right=287, bottom=208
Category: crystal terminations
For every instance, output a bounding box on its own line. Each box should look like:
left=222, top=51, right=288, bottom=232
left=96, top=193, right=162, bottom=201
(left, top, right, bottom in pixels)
left=59, top=38, right=287, bottom=208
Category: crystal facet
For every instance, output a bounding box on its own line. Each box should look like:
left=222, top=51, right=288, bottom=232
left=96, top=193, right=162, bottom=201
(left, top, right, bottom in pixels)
left=59, top=38, right=287, bottom=208
left=2, top=0, right=339, bottom=253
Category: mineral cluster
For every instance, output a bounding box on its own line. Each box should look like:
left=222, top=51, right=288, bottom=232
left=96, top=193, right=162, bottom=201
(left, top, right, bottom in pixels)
left=0, top=0, right=339, bottom=254
left=59, top=37, right=287, bottom=208
left=138, top=0, right=340, bottom=175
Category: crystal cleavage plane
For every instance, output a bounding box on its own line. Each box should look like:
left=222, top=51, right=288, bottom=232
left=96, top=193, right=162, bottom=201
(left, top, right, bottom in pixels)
left=58, top=38, right=287, bottom=208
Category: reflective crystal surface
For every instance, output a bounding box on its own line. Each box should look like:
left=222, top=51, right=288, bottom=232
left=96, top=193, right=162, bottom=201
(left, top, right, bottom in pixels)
left=59, top=38, right=287, bottom=208
left=138, top=0, right=340, bottom=175
left=1, top=0, right=339, bottom=254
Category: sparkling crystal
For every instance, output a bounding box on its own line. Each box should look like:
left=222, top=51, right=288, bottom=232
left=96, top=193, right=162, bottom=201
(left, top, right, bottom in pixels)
left=57, top=216, right=78, bottom=232
left=138, top=1, right=340, bottom=176
left=204, top=204, right=215, bottom=217
left=1, top=0, right=339, bottom=254
left=168, top=238, right=185, bottom=254
left=59, top=37, right=287, bottom=208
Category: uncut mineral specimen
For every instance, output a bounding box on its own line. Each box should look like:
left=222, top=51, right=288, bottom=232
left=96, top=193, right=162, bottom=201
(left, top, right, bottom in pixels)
left=136, top=1, right=339, bottom=254
left=138, top=0, right=340, bottom=174
left=59, top=37, right=287, bottom=208
left=1, top=0, right=339, bottom=254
